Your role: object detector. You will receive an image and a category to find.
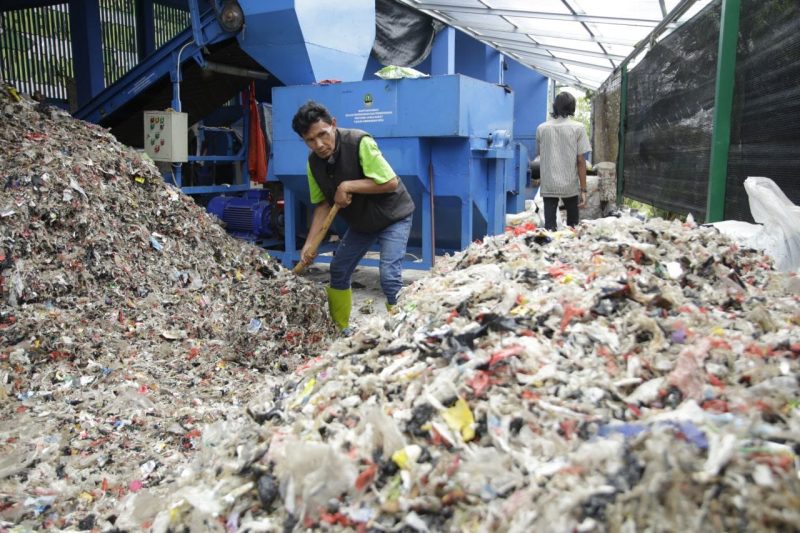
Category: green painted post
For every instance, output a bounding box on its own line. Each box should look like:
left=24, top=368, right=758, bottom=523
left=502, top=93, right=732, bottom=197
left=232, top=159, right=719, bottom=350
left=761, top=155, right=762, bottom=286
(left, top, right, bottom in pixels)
left=616, top=64, right=628, bottom=205
left=706, top=0, right=741, bottom=222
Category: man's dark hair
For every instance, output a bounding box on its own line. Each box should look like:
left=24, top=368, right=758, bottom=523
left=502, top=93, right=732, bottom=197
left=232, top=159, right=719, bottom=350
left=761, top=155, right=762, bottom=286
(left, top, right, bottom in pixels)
left=551, top=92, right=576, bottom=118
left=292, top=100, right=333, bottom=136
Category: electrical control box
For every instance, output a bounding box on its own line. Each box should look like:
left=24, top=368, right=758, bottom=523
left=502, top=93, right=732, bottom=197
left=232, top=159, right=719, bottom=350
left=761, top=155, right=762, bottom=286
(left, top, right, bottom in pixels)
left=143, top=110, right=188, bottom=162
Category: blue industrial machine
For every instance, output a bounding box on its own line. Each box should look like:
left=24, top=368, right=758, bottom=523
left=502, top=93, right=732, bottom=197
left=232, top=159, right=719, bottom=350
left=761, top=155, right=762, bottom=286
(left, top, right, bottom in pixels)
left=71, top=0, right=538, bottom=270
left=272, top=75, right=527, bottom=269
left=74, top=0, right=375, bottom=194
left=207, top=189, right=277, bottom=241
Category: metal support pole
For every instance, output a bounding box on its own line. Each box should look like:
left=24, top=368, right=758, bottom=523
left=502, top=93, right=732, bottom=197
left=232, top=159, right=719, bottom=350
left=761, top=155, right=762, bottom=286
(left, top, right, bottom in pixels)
left=431, top=26, right=455, bottom=76
left=283, top=187, right=298, bottom=267
left=616, top=64, right=627, bottom=205
left=705, top=0, right=740, bottom=222
left=69, top=0, right=104, bottom=106
left=134, top=0, right=156, bottom=60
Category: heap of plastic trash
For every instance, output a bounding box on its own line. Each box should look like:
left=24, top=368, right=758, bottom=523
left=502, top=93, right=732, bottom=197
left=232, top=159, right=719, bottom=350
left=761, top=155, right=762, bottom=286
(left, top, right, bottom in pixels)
left=141, top=217, right=798, bottom=531
left=0, top=88, right=334, bottom=528
left=1, top=87, right=798, bottom=531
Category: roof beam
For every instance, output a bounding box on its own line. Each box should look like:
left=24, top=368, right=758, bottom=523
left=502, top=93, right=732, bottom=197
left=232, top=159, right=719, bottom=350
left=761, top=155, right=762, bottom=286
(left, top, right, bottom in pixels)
left=472, top=27, right=639, bottom=47
left=513, top=61, right=584, bottom=87
left=561, top=0, right=615, bottom=68
left=612, top=0, right=702, bottom=73
left=1, top=0, right=59, bottom=11
left=488, top=37, right=627, bottom=62
left=511, top=50, right=614, bottom=72
left=511, top=59, right=598, bottom=90
left=444, top=17, right=612, bottom=81
left=406, top=2, right=671, bottom=27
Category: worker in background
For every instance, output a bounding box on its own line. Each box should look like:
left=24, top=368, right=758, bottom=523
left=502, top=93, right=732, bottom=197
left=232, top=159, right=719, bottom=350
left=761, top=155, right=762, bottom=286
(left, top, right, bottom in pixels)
left=535, top=91, right=591, bottom=230
left=292, top=101, right=415, bottom=335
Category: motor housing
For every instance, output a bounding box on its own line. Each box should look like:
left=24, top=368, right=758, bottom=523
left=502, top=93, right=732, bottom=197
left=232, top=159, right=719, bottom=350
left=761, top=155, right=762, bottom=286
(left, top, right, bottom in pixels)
left=208, top=189, right=273, bottom=240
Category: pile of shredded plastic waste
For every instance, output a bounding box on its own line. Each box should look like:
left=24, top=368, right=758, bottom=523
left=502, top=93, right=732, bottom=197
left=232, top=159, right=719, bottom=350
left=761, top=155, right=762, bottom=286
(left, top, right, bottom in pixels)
left=2, top=87, right=799, bottom=531
left=0, top=90, right=333, bottom=528
left=120, top=215, right=798, bottom=531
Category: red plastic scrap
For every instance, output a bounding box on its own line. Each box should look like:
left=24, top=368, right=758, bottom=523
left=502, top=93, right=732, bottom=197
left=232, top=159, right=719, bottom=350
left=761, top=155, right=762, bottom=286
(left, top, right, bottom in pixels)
left=284, top=330, right=302, bottom=344
left=701, top=399, right=730, bottom=413
left=446, top=454, right=461, bottom=477
left=709, top=338, right=731, bottom=350
left=521, top=389, right=540, bottom=401
left=89, top=436, right=111, bottom=448
left=596, top=345, right=620, bottom=375
left=320, top=512, right=352, bottom=526
left=49, top=351, right=73, bottom=361
left=488, top=344, right=523, bottom=368
left=505, top=222, right=537, bottom=236
left=745, top=343, right=768, bottom=358
left=181, top=428, right=202, bottom=449
left=750, top=451, right=794, bottom=473
left=446, top=309, right=459, bottom=323
left=559, top=303, right=585, bottom=332
left=707, top=374, right=726, bottom=388
left=467, top=371, right=492, bottom=397
left=430, top=425, right=449, bottom=447
left=354, top=463, right=377, bottom=491
left=559, top=419, right=577, bottom=440
left=547, top=263, right=570, bottom=278
left=186, top=347, right=200, bottom=361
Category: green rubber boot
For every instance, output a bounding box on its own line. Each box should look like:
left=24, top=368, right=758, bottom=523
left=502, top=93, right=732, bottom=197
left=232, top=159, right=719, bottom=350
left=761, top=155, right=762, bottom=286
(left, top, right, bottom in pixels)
left=326, top=287, right=352, bottom=332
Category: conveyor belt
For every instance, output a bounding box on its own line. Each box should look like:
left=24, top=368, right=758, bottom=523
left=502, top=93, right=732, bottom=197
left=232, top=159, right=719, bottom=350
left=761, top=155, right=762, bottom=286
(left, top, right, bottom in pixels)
left=104, top=39, right=269, bottom=147
left=74, top=7, right=274, bottom=149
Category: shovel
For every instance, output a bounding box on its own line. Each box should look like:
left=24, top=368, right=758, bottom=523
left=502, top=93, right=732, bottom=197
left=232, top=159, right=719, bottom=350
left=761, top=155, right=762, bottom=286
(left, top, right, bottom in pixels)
left=292, top=204, right=340, bottom=274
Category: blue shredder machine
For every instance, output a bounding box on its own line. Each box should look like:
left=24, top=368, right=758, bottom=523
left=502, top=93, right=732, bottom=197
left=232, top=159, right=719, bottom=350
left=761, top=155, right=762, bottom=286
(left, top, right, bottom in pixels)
left=272, top=75, right=526, bottom=270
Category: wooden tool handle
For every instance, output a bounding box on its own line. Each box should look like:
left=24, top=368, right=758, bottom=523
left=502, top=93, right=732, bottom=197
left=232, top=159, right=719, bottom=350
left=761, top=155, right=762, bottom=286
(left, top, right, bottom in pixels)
left=292, top=204, right=340, bottom=274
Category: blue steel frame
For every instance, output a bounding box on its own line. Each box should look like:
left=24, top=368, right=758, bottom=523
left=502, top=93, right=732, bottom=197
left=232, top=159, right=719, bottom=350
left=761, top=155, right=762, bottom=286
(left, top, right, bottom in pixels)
left=69, top=0, right=104, bottom=106
left=271, top=75, right=521, bottom=271
left=74, top=0, right=251, bottom=195
left=135, top=0, right=157, bottom=60
left=74, top=0, right=227, bottom=124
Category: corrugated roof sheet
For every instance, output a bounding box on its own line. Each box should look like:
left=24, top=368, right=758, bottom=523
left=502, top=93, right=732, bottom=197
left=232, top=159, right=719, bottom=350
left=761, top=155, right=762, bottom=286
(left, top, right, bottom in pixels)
left=394, top=0, right=713, bottom=89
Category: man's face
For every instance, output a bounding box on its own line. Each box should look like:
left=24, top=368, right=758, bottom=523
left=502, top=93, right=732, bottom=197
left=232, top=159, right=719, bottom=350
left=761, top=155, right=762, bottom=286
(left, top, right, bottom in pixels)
left=302, top=118, right=337, bottom=159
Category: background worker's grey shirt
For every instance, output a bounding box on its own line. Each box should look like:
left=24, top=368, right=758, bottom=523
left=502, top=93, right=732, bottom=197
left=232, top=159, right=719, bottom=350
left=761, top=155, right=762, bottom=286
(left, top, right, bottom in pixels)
left=536, top=117, right=592, bottom=198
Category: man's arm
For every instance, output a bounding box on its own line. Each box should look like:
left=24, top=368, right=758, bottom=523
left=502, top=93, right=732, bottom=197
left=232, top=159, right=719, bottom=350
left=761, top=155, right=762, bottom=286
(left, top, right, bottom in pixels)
left=577, top=153, right=587, bottom=207
left=338, top=177, right=397, bottom=195
left=300, top=202, right=332, bottom=266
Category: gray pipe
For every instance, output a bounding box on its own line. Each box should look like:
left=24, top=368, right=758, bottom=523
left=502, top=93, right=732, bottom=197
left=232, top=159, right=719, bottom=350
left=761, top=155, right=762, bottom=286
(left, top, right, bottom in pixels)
left=203, top=61, right=270, bottom=80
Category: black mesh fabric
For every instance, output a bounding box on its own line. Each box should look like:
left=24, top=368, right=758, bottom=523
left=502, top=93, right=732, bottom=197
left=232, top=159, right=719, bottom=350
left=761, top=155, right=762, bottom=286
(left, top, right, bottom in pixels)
left=372, top=0, right=442, bottom=68
left=725, top=0, right=800, bottom=221
left=622, top=0, right=721, bottom=219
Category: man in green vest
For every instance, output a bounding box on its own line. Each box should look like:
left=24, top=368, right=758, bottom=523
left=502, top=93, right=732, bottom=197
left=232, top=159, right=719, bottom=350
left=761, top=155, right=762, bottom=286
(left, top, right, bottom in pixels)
left=292, top=101, right=415, bottom=335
